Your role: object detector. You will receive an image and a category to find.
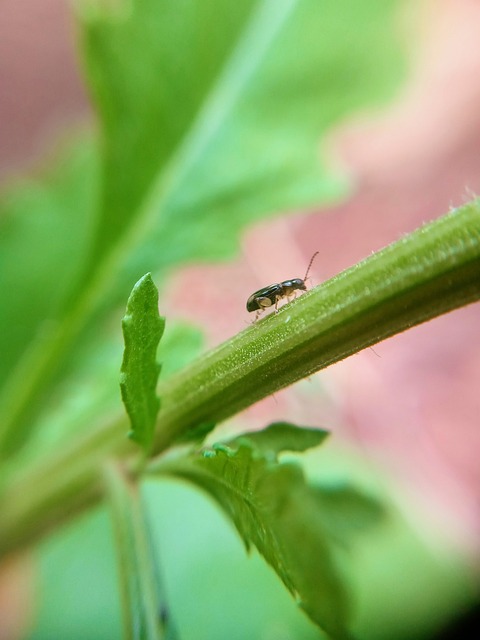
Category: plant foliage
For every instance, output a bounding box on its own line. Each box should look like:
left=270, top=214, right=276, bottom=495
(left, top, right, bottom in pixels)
left=2, top=1, right=479, bottom=639
left=120, top=273, right=165, bottom=453
left=150, top=425, right=355, bottom=638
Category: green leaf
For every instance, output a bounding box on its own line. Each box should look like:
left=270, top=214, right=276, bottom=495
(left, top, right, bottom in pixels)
left=0, top=140, right=100, bottom=455
left=228, top=422, right=328, bottom=457
left=79, top=0, right=405, bottom=281
left=150, top=436, right=352, bottom=639
left=0, top=140, right=99, bottom=389
left=103, top=461, right=175, bottom=640
left=0, top=0, right=406, bottom=450
left=307, top=484, right=385, bottom=549
left=120, top=274, right=165, bottom=452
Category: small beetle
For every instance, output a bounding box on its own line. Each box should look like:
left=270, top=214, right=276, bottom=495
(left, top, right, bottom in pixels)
left=246, top=251, right=319, bottom=319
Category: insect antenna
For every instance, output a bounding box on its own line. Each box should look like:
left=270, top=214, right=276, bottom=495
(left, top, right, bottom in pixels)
left=303, top=251, right=319, bottom=282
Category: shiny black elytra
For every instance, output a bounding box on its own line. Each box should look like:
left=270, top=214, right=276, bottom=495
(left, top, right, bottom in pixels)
left=246, top=251, right=319, bottom=319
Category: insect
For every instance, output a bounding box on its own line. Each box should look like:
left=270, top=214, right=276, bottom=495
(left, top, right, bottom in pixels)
left=246, top=251, right=319, bottom=319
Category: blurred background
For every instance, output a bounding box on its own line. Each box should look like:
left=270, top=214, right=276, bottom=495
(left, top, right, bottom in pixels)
left=1, top=1, right=480, bottom=639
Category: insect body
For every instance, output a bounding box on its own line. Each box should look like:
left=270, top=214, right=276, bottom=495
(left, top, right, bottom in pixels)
left=246, top=251, right=319, bottom=318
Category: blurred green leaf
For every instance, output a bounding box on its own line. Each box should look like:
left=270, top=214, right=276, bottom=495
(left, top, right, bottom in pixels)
left=150, top=431, right=352, bottom=638
left=228, top=421, right=329, bottom=457
left=104, top=461, right=175, bottom=640
left=28, top=462, right=477, bottom=640
left=28, top=508, right=123, bottom=640
left=80, top=0, right=405, bottom=285
left=0, top=140, right=101, bottom=456
left=0, top=0, right=406, bottom=450
left=307, top=483, right=385, bottom=549
left=120, top=274, right=165, bottom=452
left=0, top=140, right=99, bottom=388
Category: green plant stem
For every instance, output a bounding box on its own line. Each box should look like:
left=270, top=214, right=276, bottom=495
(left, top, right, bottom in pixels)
left=103, top=462, right=167, bottom=640
left=1, top=202, right=480, bottom=557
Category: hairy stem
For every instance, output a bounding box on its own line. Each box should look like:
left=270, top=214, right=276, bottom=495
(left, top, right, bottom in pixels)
left=1, top=201, right=479, bottom=557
